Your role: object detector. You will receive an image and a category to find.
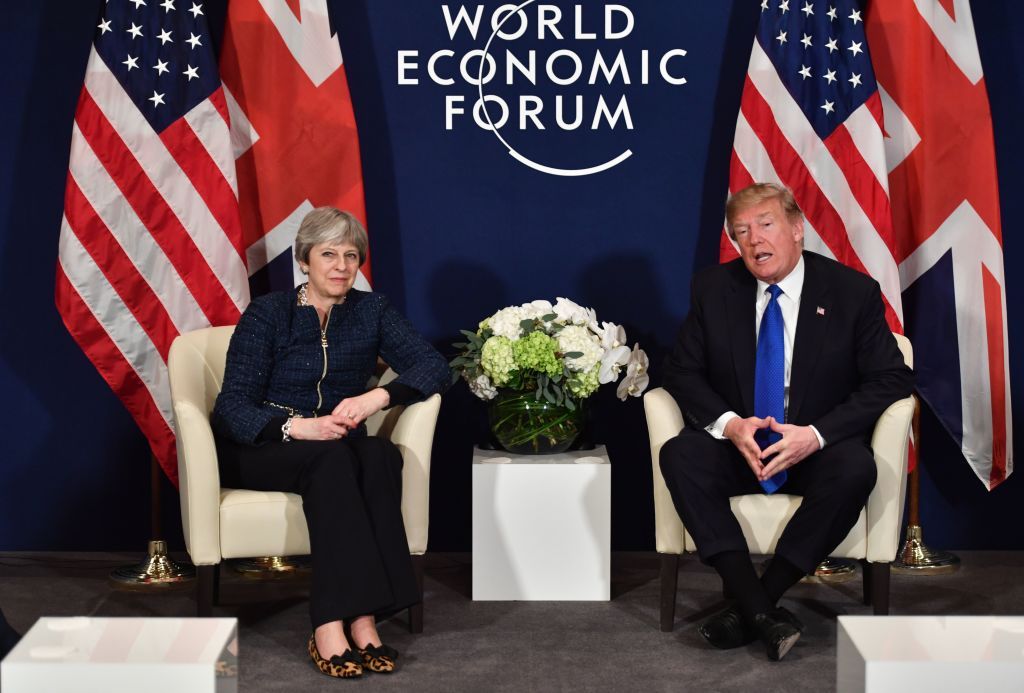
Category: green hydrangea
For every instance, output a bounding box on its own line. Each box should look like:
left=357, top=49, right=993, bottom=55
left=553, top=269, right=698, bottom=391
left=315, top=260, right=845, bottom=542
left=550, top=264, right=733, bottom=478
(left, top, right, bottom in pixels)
left=481, top=336, right=516, bottom=386
left=567, top=363, right=600, bottom=398
left=512, top=331, right=562, bottom=378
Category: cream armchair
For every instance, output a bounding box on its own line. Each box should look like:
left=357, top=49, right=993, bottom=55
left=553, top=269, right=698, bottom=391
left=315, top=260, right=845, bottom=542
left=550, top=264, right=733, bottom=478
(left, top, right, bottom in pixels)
left=168, top=325, right=441, bottom=632
left=645, top=334, right=914, bottom=631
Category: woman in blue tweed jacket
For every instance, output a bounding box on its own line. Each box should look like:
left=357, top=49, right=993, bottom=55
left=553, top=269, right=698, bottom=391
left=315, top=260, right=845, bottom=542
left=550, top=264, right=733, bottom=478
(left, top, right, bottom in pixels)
left=212, top=207, right=449, bottom=679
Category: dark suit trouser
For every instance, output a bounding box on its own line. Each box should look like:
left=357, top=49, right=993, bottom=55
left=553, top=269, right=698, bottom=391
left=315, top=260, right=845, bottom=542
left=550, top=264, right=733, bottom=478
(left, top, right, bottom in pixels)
left=215, top=435, right=419, bottom=629
left=659, top=428, right=877, bottom=574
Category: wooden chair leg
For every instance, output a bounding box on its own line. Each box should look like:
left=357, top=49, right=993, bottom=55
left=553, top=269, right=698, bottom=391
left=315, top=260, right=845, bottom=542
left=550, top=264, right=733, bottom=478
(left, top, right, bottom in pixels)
left=869, top=562, right=890, bottom=615
left=197, top=564, right=217, bottom=617
left=408, top=554, right=424, bottom=634
left=861, top=559, right=873, bottom=606
left=660, top=553, right=679, bottom=632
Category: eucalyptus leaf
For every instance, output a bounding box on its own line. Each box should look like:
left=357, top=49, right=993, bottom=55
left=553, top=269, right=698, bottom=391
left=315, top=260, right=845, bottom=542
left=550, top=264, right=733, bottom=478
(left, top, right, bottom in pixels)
left=565, top=398, right=576, bottom=411
left=564, top=351, right=583, bottom=359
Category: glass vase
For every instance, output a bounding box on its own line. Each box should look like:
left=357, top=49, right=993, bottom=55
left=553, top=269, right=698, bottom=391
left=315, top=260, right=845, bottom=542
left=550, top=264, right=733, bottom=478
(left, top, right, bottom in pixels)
left=488, top=389, right=584, bottom=454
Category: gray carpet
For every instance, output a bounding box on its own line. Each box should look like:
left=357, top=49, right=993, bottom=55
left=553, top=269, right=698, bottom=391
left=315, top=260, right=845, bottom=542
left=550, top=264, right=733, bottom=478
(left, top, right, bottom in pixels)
left=2, top=551, right=1023, bottom=692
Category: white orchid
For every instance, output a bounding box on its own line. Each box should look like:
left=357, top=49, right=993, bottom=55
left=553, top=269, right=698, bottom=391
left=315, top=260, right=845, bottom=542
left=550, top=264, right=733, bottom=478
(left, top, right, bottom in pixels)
left=598, top=321, right=627, bottom=351
left=552, top=296, right=596, bottom=326
left=616, top=344, right=650, bottom=400
left=599, top=345, right=630, bottom=384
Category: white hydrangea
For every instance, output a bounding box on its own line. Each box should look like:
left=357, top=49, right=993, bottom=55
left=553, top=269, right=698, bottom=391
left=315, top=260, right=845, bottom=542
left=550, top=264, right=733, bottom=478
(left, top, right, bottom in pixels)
left=557, top=324, right=603, bottom=372
left=466, top=373, right=498, bottom=401
left=520, top=300, right=554, bottom=321
left=486, top=305, right=530, bottom=340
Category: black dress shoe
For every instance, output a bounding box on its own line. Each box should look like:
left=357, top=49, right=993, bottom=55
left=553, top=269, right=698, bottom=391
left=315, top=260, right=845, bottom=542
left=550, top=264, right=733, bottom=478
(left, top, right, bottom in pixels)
left=752, top=609, right=802, bottom=661
left=697, top=604, right=755, bottom=649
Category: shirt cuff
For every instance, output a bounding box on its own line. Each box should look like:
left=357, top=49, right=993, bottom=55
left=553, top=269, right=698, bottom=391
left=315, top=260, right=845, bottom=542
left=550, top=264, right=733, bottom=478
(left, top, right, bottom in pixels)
left=706, top=411, right=739, bottom=439
left=810, top=425, right=826, bottom=450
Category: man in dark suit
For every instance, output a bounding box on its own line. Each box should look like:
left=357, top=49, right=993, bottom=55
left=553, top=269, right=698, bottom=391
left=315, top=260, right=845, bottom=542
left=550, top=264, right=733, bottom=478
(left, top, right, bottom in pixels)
left=659, top=183, right=913, bottom=661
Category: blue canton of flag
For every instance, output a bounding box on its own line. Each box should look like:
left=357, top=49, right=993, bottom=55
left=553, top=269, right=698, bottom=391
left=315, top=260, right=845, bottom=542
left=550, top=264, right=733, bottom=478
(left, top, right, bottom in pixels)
left=95, top=0, right=220, bottom=132
left=757, top=0, right=878, bottom=140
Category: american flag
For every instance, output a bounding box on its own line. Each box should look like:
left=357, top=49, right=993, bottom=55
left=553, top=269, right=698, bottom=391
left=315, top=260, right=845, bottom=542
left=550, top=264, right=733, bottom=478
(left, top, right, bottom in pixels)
left=725, top=0, right=903, bottom=333
left=219, top=0, right=369, bottom=294
left=867, top=0, right=1011, bottom=488
left=55, top=0, right=249, bottom=484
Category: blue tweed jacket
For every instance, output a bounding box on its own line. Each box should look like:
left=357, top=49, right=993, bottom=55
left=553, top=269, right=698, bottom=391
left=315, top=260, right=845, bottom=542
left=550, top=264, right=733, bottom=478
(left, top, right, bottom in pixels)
left=212, top=287, right=449, bottom=444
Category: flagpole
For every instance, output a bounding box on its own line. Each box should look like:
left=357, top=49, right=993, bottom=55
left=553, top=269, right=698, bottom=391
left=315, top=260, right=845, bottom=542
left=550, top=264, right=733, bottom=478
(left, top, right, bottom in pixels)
left=109, top=455, right=196, bottom=588
left=893, top=394, right=960, bottom=574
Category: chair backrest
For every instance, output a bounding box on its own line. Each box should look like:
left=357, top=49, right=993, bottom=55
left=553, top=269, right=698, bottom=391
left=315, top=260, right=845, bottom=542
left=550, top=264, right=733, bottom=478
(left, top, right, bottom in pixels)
left=167, top=325, right=235, bottom=419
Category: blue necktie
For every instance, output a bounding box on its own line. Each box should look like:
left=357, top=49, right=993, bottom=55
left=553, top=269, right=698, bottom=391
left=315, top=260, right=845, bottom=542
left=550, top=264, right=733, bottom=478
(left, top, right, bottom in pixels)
left=754, top=284, right=787, bottom=493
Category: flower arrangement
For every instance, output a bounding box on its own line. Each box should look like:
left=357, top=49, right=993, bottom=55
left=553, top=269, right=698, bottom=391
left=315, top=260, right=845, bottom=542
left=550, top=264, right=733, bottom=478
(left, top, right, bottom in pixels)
left=451, top=298, right=649, bottom=453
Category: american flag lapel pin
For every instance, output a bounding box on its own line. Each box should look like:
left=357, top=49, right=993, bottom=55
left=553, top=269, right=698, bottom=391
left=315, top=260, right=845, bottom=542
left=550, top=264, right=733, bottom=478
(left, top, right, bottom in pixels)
left=816, top=306, right=826, bottom=316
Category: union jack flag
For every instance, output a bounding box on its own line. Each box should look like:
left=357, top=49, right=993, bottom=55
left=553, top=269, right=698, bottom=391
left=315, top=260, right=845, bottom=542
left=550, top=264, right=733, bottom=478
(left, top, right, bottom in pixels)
left=56, top=0, right=248, bottom=484
left=219, top=0, right=369, bottom=294
left=868, top=0, right=1011, bottom=488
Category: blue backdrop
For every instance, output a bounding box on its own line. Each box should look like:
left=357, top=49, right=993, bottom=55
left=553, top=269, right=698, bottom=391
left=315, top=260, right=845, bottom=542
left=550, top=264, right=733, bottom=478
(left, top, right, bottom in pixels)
left=0, top=0, right=1021, bottom=552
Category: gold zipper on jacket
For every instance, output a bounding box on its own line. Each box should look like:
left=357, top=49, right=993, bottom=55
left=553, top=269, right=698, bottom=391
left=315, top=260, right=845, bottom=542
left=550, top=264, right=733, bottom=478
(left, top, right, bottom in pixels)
left=314, top=308, right=330, bottom=415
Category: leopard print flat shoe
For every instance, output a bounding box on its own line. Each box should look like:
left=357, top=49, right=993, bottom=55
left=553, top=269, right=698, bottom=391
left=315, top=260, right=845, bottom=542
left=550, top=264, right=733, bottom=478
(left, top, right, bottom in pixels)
left=308, top=633, right=363, bottom=678
left=356, top=643, right=398, bottom=673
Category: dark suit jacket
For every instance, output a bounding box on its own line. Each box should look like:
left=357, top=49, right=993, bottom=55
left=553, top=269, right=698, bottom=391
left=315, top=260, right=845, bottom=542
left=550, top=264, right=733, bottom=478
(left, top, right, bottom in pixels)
left=663, top=251, right=913, bottom=446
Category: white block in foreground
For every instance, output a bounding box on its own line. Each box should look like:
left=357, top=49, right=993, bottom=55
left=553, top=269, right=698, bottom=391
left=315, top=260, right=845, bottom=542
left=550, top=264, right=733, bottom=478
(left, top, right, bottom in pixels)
left=473, top=446, right=611, bottom=601
left=837, top=615, right=1024, bottom=692
left=1, top=617, right=237, bottom=693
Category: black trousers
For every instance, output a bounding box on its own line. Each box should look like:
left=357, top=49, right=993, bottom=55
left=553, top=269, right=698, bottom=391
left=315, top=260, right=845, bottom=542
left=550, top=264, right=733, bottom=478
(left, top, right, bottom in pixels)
left=659, top=428, right=877, bottom=574
left=216, top=434, right=419, bottom=629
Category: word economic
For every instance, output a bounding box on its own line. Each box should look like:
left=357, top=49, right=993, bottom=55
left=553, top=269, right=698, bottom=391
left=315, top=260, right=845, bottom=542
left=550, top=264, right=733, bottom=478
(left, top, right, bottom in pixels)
left=398, top=4, right=688, bottom=131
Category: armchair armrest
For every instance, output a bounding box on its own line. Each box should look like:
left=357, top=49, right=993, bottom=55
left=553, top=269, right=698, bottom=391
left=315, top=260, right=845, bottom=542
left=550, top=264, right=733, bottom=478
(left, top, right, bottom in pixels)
left=865, top=394, right=915, bottom=562
left=172, top=398, right=223, bottom=566
left=643, top=388, right=687, bottom=555
left=383, top=393, right=441, bottom=555
left=168, top=332, right=228, bottom=566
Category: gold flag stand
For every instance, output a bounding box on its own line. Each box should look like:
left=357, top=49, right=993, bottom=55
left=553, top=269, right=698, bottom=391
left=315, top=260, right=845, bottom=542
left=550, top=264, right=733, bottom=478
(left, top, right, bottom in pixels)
left=893, top=395, right=960, bottom=574
left=109, top=455, right=195, bottom=588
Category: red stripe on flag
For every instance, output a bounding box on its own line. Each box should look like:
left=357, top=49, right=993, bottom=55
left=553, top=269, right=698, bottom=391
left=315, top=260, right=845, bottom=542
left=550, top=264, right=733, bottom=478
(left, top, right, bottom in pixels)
left=982, top=265, right=1007, bottom=488
left=740, top=78, right=869, bottom=274
left=824, top=123, right=897, bottom=254
left=55, top=266, right=178, bottom=484
left=64, top=177, right=180, bottom=361
left=160, top=116, right=246, bottom=261
left=74, top=88, right=240, bottom=326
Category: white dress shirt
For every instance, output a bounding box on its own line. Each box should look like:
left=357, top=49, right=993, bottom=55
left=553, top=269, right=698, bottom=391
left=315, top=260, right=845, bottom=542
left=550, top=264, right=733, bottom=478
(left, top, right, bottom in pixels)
left=706, top=257, right=826, bottom=448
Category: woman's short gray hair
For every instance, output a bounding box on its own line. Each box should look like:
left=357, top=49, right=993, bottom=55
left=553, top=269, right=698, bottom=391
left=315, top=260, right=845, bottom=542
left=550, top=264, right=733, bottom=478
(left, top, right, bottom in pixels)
left=294, top=207, right=368, bottom=265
